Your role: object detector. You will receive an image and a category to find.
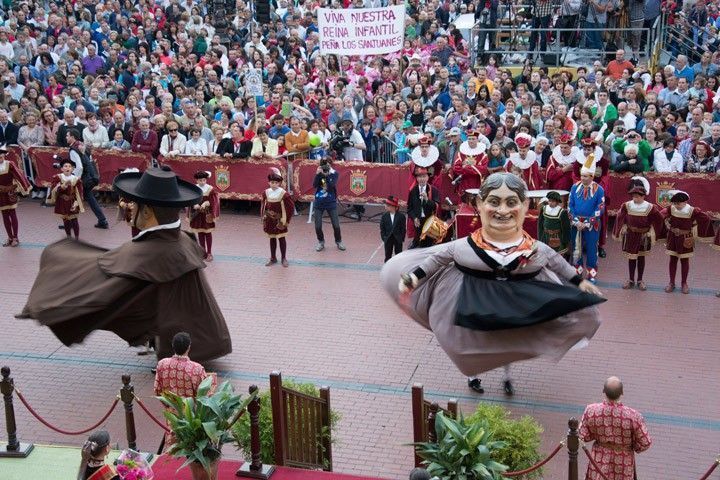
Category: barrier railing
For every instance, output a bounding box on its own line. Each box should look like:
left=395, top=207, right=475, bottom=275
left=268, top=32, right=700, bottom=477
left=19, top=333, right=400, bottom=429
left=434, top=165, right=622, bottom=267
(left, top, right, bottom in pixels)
left=413, top=389, right=720, bottom=480
left=3, top=366, right=720, bottom=478
left=469, top=24, right=653, bottom=65
left=0, top=365, right=282, bottom=478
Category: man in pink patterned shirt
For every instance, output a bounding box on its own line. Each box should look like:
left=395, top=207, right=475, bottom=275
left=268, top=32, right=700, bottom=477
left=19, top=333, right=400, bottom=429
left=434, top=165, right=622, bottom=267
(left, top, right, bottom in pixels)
left=154, top=332, right=216, bottom=451
left=579, top=376, right=652, bottom=480
left=154, top=332, right=216, bottom=398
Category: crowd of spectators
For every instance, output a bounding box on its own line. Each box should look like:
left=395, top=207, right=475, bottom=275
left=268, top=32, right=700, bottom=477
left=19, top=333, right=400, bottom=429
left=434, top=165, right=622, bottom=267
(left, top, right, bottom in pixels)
left=0, top=0, right=718, bottom=209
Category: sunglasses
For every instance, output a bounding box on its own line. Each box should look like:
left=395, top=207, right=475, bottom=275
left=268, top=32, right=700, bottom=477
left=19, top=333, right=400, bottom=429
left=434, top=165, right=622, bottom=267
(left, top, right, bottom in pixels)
left=168, top=128, right=178, bottom=132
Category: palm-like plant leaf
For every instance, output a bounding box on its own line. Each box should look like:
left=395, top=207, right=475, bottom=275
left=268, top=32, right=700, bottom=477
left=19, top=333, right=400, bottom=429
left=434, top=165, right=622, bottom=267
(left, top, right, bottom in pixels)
left=157, top=378, right=251, bottom=475
left=410, top=412, right=509, bottom=480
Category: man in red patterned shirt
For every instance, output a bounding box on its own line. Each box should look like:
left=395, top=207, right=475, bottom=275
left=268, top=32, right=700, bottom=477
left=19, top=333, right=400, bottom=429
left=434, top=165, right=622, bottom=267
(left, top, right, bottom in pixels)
left=154, top=332, right=216, bottom=398
left=579, top=377, right=652, bottom=480
left=154, top=332, right=217, bottom=451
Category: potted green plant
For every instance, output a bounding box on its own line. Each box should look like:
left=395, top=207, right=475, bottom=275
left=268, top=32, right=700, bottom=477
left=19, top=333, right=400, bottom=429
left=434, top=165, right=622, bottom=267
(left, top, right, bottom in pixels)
left=412, top=412, right=509, bottom=480
left=158, top=376, right=254, bottom=480
left=468, top=404, right=543, bottom=478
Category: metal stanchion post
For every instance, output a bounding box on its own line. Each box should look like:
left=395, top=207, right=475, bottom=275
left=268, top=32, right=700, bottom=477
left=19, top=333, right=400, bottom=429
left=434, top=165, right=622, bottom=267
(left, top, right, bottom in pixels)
left=0, top=367, right=34, bottom=458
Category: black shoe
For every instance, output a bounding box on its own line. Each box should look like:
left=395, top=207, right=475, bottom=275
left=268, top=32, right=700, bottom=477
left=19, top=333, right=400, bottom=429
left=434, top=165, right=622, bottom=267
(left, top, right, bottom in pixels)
left=598, top=248, right=606, bottom=258
left=58, top=224, right=65, bottom=229
left=467, top=378, right=484, bottom=394
left=503, top=380, right=515, bottom=396
left=94, top=222, right=109, bottom=229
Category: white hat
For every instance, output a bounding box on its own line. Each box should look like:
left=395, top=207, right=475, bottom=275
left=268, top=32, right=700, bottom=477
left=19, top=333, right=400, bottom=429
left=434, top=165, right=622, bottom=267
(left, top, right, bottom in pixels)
left=630, top=175, right=650, bottom=196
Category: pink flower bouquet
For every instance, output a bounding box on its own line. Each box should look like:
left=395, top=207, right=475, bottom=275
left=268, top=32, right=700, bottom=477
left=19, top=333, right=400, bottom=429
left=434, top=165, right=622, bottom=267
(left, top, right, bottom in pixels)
left=116, top=449, right=154, bottom=480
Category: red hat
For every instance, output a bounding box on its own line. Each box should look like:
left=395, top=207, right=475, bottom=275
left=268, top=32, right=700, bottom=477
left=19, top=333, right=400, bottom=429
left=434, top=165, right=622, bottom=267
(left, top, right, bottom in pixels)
left=559, top=133, right=573, bottom=146
left=581, top=137, right=595, bottom=147
left=414, top=167, right=429, bottom=176
left=418, top=136, right=432, bottom=146
left=267, top=167, right=283, bottom=182
left=385, top=195, right=399, bottom=207
left=465, top=129, right=479, bottom=138
left=514, top=133, right=532, bottom=149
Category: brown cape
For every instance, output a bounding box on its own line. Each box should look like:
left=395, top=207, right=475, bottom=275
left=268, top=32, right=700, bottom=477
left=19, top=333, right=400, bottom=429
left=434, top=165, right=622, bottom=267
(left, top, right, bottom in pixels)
left=17, top=228, right=232, bottom=363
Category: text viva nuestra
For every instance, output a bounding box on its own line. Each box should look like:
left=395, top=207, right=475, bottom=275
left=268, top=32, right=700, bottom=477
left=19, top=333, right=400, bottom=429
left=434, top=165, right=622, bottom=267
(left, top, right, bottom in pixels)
left=321, top=10, right=401, bottom=49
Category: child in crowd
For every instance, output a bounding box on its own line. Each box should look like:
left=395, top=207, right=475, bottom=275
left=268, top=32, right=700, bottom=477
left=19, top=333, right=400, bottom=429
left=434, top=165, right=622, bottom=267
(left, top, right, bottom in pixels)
left=380, top=196, right=406, bottom=263
left=48, top=159, right=84, bottom=239
left=261, top=168, right=294, bottom=267
left=483, top=143, right=506, bottom=173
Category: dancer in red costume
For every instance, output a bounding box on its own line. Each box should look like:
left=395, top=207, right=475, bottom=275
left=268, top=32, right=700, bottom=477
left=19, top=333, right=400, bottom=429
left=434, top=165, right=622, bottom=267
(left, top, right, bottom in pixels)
left=0, top=147, right=31, bottom=246
left=188, top=171, right=220, bottom=262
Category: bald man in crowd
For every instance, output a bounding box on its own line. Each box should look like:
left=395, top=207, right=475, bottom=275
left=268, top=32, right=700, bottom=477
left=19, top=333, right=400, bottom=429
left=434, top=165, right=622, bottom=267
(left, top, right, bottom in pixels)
left=579, top=377, right=652, bottom=480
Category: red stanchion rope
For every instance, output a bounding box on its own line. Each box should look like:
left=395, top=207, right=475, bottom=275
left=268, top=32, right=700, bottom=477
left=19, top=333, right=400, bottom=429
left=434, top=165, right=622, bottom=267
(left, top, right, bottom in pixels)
left=133, top=395, right=171, bottom=433
left=697, top=458, right=719, bottom=480
left=582, top=445, right=612, bottom=480
left=503, top=441, right=565, bottom=477
left=14, top=388, right=119, bottom=436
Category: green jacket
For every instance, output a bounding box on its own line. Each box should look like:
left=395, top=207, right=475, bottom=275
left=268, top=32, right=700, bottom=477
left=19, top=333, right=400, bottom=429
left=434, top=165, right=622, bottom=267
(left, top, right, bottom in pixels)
left=591, top=104, right=618, bottom=128
left=612, top=139, right=652, bottom=171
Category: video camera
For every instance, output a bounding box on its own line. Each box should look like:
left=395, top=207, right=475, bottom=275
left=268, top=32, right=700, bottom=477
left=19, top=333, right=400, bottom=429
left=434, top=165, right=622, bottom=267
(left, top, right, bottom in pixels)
left=329, top=129, right=352, bottom=155
left=319, top=158, right=332, bottom=174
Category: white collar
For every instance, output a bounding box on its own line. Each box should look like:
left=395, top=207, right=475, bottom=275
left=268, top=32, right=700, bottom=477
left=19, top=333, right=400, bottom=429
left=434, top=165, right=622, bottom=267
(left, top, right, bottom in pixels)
left=576, top=146, right=604, bottom=164
left=551, top=145, right=579, bottom=166
left=508, top=150, right=537, bottom=169
left=627, top=200, right=651, bottom=213
left=544, top=204, right=562, bottom=216
left=265, top=187, right=286, bottom=200
left=132, top=220, right=182, bottom=240
left=459, top=141, right=486, bottom=156
left=672, top=203, right=692, bottom=215
left=198, top=183, right=212, bottom=195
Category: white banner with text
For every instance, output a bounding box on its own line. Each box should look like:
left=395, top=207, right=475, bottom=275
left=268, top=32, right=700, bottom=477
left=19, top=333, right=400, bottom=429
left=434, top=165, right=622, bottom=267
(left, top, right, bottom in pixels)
left=317, top=6, right=405, bottom=55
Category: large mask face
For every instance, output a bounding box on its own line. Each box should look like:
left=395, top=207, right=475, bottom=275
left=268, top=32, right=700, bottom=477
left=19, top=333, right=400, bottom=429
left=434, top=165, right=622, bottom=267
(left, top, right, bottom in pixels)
left=476, top=183, right=529, bottom=239
left=132, top=203, right=150, bottom=230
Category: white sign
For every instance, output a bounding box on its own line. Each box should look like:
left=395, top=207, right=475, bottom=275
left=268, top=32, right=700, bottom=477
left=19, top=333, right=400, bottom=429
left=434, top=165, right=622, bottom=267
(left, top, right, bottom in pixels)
left=318, top=6, right=405, bottom=56
left=244, top=70, right=263, bottom=97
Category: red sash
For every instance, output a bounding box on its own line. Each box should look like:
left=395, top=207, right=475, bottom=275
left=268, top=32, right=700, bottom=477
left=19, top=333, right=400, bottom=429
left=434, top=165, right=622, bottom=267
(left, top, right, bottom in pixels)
left=87, top=464, right=117, bottom=480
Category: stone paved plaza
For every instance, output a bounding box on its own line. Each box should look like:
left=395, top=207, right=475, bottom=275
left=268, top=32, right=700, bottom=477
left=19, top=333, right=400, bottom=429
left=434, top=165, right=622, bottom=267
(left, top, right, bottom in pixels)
left=1, top=199, right=719, bottom=479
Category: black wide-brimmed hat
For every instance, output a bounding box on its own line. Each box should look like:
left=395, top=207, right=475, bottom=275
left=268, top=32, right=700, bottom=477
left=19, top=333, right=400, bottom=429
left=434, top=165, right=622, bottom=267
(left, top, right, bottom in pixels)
left=113, top=165, right=202, bottom=208
left=546, top=191, right=562, bottom=202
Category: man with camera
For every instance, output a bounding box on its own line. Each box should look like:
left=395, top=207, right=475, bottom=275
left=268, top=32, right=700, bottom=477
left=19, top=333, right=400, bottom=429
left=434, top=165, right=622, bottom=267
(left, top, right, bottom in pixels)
left=331, top=119, right=365, bottom=162
left=313, top=159, right=345, bottom=252
left=331, top=119, right=366, bottom=219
